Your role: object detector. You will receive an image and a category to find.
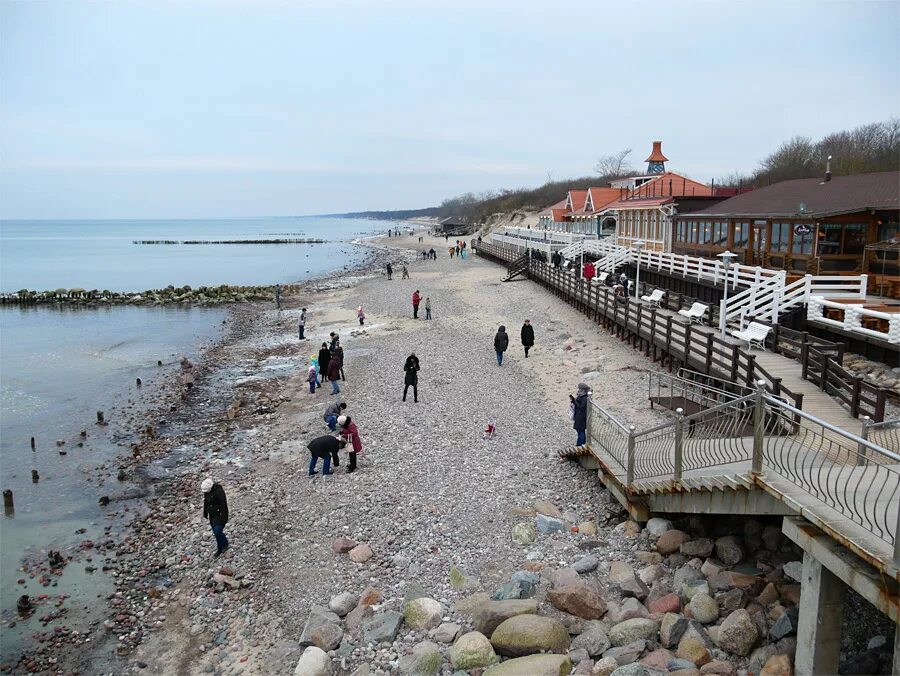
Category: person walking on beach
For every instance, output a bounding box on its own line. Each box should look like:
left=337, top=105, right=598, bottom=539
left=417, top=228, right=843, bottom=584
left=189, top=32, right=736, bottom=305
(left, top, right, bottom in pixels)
left=386, top=263, right=393, bottom=280
left=298, top=308, right=307, bottom=340
left=327, top=354, right=341, bottom=394
left=308, top=434, right=344, bottom=476
left=201, top=478, right=229, bottom=557
left=425, top=297, right=432, bottom=320
left=449, top=246, right=455, bottom=259
left=520, top=319, right=535, bottom=358
left=331, top=340, right=345, bottom=380
left=494, top=325, right=509, bottom=366
left=357, top=305, right=366, bottom=326
left=307, top=363, right=319, bottom=394
left=338, top=415, right=362, bottom=473
left=324, top=401, right=347, bottom=431
left=412, top=290, right=421, bottom=319
left=570, top=383, right=591, bottom=447
left=318, top=342, right=331, bottom=383
left=274, top=284, right=282, bottom=309
left=403, top=353, right=420, bottom=402
left=402, top=265, right=410, bottom=279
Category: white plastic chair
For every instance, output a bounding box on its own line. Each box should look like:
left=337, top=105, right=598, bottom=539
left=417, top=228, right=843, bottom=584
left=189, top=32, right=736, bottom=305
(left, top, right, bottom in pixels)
left=678, top=302, right=709, bottom=325
left=640, top=289, right=665, bottom=307
left=731, top=322, right=772, bottom=350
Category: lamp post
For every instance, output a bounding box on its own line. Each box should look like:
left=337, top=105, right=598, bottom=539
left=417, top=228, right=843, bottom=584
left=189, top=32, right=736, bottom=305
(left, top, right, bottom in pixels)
left=633, top=240, right=644, bottom=297
left=718, top=250, right=738, bottom=337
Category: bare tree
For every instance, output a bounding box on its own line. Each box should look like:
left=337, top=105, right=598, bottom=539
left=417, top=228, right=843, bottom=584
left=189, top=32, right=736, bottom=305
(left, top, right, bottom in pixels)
left=594, top=149, right=633, bottom=177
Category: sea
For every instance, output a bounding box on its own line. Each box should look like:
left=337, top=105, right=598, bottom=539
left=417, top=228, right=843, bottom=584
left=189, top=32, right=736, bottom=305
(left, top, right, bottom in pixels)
left=0, top=216, right=397, bottom=665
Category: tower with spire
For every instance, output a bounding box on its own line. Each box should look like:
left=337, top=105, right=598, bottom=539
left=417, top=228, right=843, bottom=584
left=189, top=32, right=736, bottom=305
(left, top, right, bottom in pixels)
left=645, top=141, right=668, bottom=174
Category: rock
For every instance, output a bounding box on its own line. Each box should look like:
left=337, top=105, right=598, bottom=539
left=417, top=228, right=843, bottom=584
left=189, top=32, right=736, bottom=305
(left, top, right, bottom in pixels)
left=449, top=565, right=475, bottom=589
left=621, top=521, right=642, bottom=536
left=329, top=592, right=358, bottom=617
left=309, top=623, right=343, bottom=651
left=699, top=660, right=736, bottom=675
left=571, top=621, right=610, bottom=657
left=680, top=539, right=714, bottom=558
left=608, top=619, right=659, bottom=647
left=579, top=521, right=598, bottom=535
left=511, top=570, right=540, bottom=586
left=715, top=609, right=758, bottom=656
left=659, top=614, right=689, bottom=648
left=490, top=614, right=571, bottom=657
left=449, top=631, right=497, bottom=670
left=657, top=530, right=689, bottom=554
left=358, top=586, right=383, bottom=607
left=635, top=551, right=663, bottom=565
left=687, top=593, right=719, bottom=624
left=768, top=607, right=798, bottom=640
left=668, top=658, right=698, bottom=672
left=645, top=518, right=674, bottom=536
left=607, top=598, right=649, bottom=624
left=534, top=500, right=563, bottom=518
left=547, top=581, right=607, bottom=619
left=682, top=580, right=710, bottom=602
left=362, top=611, right=403, bottom=644
left=537, top=514, right=566, bottom=534
left=550, top=567, right=581, bottom=587
left=404, top=597, right=443, bottom=630
left=775, top=636, right=797, bottom=660
left=716, top=588, right=745, bottom=615
left=608, top=664, right=650, bottom=676
left=618, top=576, right=649, bottom=601
left=573, top=555, right=600, bottom=574
left=485, top=654, right=572, bottom=676
left=748, top=646, right=778, bottom=673
left=647, top=593, right=681, bottom=615
left=331, top=537, right=357, bottom=554
left=468, top=599, right=538, bottom=635
left=762, top=526, right=782, bottom=551
left=294, top=646, right=332, bottom=676
left=676, top=637, right=711, bottom=666
left=638, top=648, right=673, bottom=671
left=512, top=522, right=537, bottom=544
left=756, top=582, right=779, bottom=606
left=714, top=536, right=745, bottom=566
left=674, top=564, right=704, bottom=592
left=708, top=570, right=760, bottom=592
left=430, top=622, right=460, bottom=644
left=638, top=565, right=665, bottom=585
left=782, top=561, right=803, bottom=583
left=344, top=604, right=374, bottom=633
left=399, top=641, right=441, bottom=676
left=610, top=561, right=635, bottom=584
left=492, top=579, right=535, bottom=600
left=348, top=543, right=373, bottom=563
left=603, top=640, right=647, bottom=666
left=300, top=606, right=342, bottom=646
left=593, top=656, right=619, bottom=676
left=700, top=559, right=724, bottom=579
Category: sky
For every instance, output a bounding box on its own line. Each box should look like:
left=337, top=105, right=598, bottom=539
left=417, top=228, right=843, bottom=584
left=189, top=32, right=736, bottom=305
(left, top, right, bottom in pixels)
left=1, top=0, right=898, bottom=219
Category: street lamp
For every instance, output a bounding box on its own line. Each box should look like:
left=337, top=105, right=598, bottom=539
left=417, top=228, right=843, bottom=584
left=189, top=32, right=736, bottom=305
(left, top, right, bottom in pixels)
left=718, top=250, right=738, bottom=337
left=633, top=240, right=644, bottom=297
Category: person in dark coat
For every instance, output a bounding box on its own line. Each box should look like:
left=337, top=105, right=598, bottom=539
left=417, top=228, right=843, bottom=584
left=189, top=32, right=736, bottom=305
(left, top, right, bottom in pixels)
left=318, top=343, right=331, bottom=383
left=570, top=383, right=591, bottom=446
left=327, top=356, right=341, bottom=394
left=520, top=319, right=535, bottom=358
left=201, top=478, right=229, bottom=557
left=403, top=353, right=420, bottom=402
left=308, top=434, right=344, bottom=476
left=494, top=325, right=509, bottom=366
left=386, top=263, right=393, bottom=280
left=338, top=415, right=362, bottom=473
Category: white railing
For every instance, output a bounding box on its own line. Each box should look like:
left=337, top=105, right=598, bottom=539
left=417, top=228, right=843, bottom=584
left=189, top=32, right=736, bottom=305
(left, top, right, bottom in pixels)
left=807, top=298, right=900, bottom=345
left=718, top=272, right=787, bottom=333
left=500, top=226, right=596, bottom=245
left=596, top=247, right=633, bottom=273
left=637, top=249, right=780, bottom=289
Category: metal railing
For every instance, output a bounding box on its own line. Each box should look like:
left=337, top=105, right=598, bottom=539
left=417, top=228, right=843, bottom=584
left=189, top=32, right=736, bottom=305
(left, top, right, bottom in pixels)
left=862, top=417, right=900, bottom=453
left=649, top=368, right=755, bottom=412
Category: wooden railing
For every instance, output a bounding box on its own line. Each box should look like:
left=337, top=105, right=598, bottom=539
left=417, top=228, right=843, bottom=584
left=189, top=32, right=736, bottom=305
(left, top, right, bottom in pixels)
left=802, top=346, right=888, bottom=422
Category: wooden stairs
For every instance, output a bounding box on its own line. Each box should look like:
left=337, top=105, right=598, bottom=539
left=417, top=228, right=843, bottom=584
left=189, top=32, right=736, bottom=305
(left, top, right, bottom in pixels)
left=503, top=254, right=530, bottom=282
left=629, top=473, right=756, bottom=495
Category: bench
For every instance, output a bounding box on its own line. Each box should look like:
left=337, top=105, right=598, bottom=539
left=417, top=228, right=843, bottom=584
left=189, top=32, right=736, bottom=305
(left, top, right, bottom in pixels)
left=731, top=321, right=772, bottom=350
left=640, top=289, right=665, bottom=307
left=678, top=302, right=709, bottom=325
left=597, top=272, right=609, bottom=285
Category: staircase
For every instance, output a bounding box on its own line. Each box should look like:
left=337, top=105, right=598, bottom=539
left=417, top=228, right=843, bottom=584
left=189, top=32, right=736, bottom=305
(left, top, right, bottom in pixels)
left=503, top=254, right=530, bottom=282
left=595, top=247, right=633, bottom=273
left=558, top=240, right=584, bottom=260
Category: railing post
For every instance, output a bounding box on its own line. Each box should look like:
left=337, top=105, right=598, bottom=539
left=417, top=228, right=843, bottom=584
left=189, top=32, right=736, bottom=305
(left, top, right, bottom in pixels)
left=894, top=496, right=900, bottom=567
left=752, top=379, right=766, bottom=474
left=820, top=353, right=829, bottom=393
left=800, top=333, right=809, bottom=378
left=626, top=425, right=636, bottom=485
left=857, top=416, right=870, bottom=467
left=674, top=408, right=685, bottom=481
left=850, top=376, right=862, bottom=418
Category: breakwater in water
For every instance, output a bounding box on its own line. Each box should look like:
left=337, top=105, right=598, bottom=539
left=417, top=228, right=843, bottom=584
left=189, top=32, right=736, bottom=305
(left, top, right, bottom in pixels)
left=0, top=284, right=301, bottom=306
left=133, top=238, right=326, bottom=244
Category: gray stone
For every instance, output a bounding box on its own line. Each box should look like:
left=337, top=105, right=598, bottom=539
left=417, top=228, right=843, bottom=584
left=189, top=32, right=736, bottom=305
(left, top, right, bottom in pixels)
left=293, top=646, right=332, bottom=676
left=511, top=570, right=540, bottom=586
left=489, top=614, right=571, bottom=657
left=715, top=609, right=758, bottom=656
left=362, top=611, right=404, bottom=644
left=300, top=606, right=342, bottom=647
left=659, top=614, right=689, bottom=649
left=714, top=536, right=745, bottom=566
left=782, top=560, right=803, bottom=582
left=674, top=564, right=704, bottom=592
left=404, top=597, right=443, bottom=630
left=716, top=588, right=745, bottom=614
left=449, top=631, right=497, bottom=670
left=618, top=575, right=649, bottom=601
left=747, top=645, right=777, bottom=674
left=328, top=592, right=358, bottom=617
left=483, top=654, right=572, bottom=676
left=537, top=514, right=566, bottom=533
left=667, top=658, right=697, bottom=671
left=768, top=606, right=798, bottom=640
left=512, top=522, right=536, bottom=544
left=399, top=641, right=441, bottom=676
left=492, top=579, right=535, bottom=600
left=867, top=635, right=889, bottom=651
left=608, top=619, right=659, bottom=647
left=429, top=622, right=461, bottom=644
left=687, top=593, right=718, bottom=624
left=571, top=622, right=610, bottom=657
left=607, top=598, right=650, bottom=624
left=681, top=580, right=710, bottom=601
left=603, top=640, right=647, bottom=666
left=573, top=555, right=600, bottom=574
left=645, top=518, right=674, bottom=536
left=609, top=662, right=650, bottom=675
left=679, top=539, right=714, bottom=558
left=468, top=599, right=539, bottom=635
left=309, top=622, right=343, bottom=652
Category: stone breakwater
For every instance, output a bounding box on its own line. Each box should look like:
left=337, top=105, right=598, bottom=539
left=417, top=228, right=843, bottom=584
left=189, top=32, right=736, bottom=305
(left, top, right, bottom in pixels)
left=0, top=284, right=302, bottom=306
left=132, top=239, right=327, bottom=245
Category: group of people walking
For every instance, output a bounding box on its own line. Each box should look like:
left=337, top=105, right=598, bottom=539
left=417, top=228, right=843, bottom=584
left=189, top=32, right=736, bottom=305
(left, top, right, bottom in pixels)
left=309, top=332, right=345, bottom=395
left=492, top=319, right=534, bottom=366
left=449, top=240, right=468, bottom=259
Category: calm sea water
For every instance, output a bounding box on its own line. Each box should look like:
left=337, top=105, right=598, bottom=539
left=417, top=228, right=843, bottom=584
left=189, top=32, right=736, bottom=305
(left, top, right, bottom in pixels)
left=0, top=217, right=395, bottom=664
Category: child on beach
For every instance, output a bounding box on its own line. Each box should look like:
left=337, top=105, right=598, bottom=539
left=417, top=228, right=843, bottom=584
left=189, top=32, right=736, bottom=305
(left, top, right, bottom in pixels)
left=425, top=297, right=432, bottom=319
left=402, top=265, right=410, bottom=279
left=307, top=362, right=318, bottom=394
left=357, top=305, right=365, bottom=326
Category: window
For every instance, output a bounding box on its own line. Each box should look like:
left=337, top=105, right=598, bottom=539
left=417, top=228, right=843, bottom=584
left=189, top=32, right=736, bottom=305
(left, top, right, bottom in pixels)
left=771, top=222, right=791, bottom=253
left=714, top=221, right=728, bottom=247
left=792, top=226, right=813, bottom=255
left=819, top=224, right=842, bottom=255
left=690, top=221, right=699, bottom=243
left=843, top=224, right=867, bottom=254
left=733, top=222, right=749, bottom=248
left=677, top=221, right=687, bottom=242
left=877, top=219, right=898, bottom=241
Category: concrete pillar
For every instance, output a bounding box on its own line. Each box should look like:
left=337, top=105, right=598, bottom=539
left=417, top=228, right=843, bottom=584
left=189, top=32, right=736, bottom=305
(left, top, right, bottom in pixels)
left=795, top=551, right=845, bottom=676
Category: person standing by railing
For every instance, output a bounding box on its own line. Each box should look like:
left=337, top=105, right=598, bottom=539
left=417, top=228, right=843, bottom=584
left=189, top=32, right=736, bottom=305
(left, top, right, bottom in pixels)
left=571, top=383, right=590, bottom=446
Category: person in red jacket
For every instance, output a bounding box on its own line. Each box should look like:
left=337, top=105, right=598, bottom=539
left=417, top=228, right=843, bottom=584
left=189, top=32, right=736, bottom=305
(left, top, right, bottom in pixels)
left=412, top=290, right=421, bottom=319
left=583, top=261, right=596, bottom=283
left=338, top=415, right=363, bottom=473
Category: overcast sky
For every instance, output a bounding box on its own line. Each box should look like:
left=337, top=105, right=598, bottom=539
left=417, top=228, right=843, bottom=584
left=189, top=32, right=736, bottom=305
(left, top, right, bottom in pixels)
left=2, top=0, right=898, bottom=219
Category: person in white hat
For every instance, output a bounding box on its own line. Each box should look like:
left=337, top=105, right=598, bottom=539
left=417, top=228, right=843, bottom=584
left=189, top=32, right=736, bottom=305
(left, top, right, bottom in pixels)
left=201, top=478, right=229, bottom=557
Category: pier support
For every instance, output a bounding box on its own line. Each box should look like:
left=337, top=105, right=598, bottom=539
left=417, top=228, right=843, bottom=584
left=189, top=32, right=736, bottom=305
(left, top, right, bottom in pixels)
left=795, top=551, right=844, bottom=676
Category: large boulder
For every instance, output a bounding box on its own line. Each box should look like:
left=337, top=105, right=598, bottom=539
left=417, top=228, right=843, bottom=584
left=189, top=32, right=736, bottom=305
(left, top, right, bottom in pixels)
left=656, top=529, right=689, bottom=554
left=680, top=538, right=714, bottom=558
left=449, top=631, right=497, bottom=670
left=300, top=606, right=342, bottom=646
left=403, top=597, right=443, bottom=630
left=294, top=646, right=332, bottom=676
left=716, top=609, right=758, bottom=656
left=467, top=599, right=539, bottom=636
left=484, top=654, right=572, bottom=676
left=398, top=641, right=441, bottom=676
left=309, top=623, right=343, bottom=652
left=608, top=619, right=659, bottom=647
left=362, top=611, right=404, bottom=644
left=547, top=581, right=607, bottom=619
left=490, top=615, right=570, bottom=657
left=645, top=518, right=673, bottom=536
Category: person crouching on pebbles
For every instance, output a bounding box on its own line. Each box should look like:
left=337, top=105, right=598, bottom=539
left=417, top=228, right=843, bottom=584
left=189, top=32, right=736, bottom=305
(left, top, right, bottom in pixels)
left=201, top=478, right=229, bottom=557
left=338, top=415, right=362, bottom=473
left=324, top=401, right=347, bottom=431
left=308, top=434, right=345, bottom=476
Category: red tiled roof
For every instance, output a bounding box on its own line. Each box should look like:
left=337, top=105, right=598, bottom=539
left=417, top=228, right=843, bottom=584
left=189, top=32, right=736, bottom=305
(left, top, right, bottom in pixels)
left=566, top=189, right=588, bottom=213
left=599, top=196, right=674, bottom=211
left=585, top=187, right=624, bottom=213
left=539, top=198, right=569, bottom=217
